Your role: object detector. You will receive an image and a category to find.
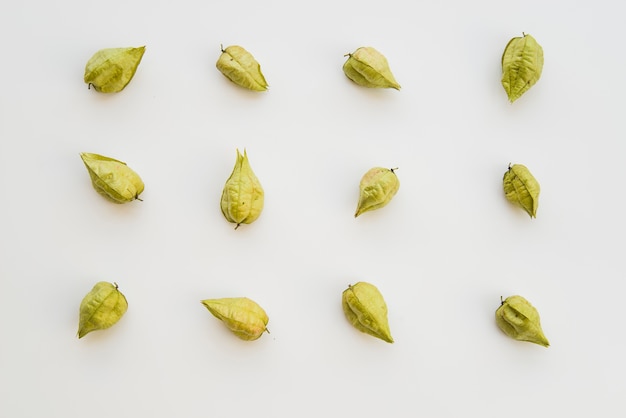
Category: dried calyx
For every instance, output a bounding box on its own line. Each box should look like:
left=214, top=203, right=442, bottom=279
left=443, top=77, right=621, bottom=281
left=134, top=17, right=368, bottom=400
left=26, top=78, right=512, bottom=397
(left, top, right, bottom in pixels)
left=343, top=47, right=400, bottom=90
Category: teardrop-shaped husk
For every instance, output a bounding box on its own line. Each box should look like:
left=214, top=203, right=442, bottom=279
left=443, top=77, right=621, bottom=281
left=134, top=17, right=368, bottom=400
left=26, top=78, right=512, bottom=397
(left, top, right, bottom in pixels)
left=216, top=45, right=268, bottom=91
left=220, top=149, right=264, bottom=228
left=342, top=282, right=393, bottom=343
left=503, top=163, right=540, bottom=218
left=343, top=47, right=400, bottom=90
left=201, top=297, right=269, bottom=341
left=355, top=167, right=400, bottom=217
left=501, top=34, right=543, bottom=103
left=496, top=295, right=549, bottom=347
left=80, top=152, right=144, bottom=203
left=84, top=46, right=146, bottom=93
left=78, top=282, right=128, bottom=338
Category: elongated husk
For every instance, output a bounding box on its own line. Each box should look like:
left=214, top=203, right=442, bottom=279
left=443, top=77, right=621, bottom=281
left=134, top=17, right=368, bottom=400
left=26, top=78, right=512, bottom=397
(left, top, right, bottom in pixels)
left=501, top=34, right=543, bottom=103
left=201, top=297, right=269, bottom=341
left=342, top=282, right=393, bottom=343
left=220, top=149, right=264, bottom=228
left=503, top=164, right=540, bottom=218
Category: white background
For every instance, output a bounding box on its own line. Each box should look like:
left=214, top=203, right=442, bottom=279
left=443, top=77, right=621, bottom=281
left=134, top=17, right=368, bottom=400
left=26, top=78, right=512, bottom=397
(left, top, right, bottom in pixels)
left=1, top=0, right=625, bottom=417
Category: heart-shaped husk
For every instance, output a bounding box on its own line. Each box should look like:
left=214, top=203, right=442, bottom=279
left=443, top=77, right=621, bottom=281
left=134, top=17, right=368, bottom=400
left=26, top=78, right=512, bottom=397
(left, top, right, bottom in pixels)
left=78, top=282, right=128, bottom=339
left=355, top=167, right=400, bottom=217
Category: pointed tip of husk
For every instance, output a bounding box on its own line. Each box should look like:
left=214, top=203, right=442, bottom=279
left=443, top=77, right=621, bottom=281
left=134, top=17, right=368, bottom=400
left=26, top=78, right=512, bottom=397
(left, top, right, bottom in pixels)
left=354, top=206, right=367, bottom=217
left=531, top=332, right=550, bottom=347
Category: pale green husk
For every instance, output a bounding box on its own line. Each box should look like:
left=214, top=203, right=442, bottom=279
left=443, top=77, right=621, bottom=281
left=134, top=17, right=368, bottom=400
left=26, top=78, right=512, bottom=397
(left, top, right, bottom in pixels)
left=355, top=167, right=400, bottom=217
left=342, top=282, right=393, bottom=343
left=78, top=282, right=128, bottom=338
left=496, top=295, right=549, bottom=347
left=84, top=46, right=145, bottom=93
left=201, top=297, right=269, bottom=341
left=503, top=163, right=540, bottom=218
left=343, top=47, right=400, bottom=90
left=501, top=34, right=543, bottom=103
left=220, top=149, right=264, bottom=228
left=216, top=45, right=268, bottom=91
left=80, top=152, right=144, bottom=203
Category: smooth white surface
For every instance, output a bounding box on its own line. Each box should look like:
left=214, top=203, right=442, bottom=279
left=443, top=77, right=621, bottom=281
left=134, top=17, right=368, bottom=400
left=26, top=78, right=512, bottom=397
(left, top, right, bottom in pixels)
left=1, top=1, right=625, bottom=416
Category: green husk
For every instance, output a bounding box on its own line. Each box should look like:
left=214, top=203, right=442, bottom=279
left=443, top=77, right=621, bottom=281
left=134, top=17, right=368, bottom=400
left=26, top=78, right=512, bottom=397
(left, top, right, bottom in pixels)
left=220, top=149, right=264, bottom=228
left=496, top=295, right=549, bottom=347
left=503, top=163, right=540, bottom=218
left=78, top=282, right=128, bottom=338
left=216, top=45, right=268, bottom=91
left=343, top=47, right=400, bottom=90
left=201, top=297, right=269, bottom=341
left=80, top=152, right=144, bottom=203
left=501, top=34, right=543, bottom=103
left=355, top=167, right=400, bottom=217
left=84, top=46, right=145, bottom=93
left=342, top=282, right=393, bottom=343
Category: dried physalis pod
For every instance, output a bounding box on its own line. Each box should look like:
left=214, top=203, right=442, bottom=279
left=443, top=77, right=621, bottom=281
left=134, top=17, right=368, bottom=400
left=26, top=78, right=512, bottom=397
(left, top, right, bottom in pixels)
left=343, top=47, right=400, bottom=90
left=84, top=46, right=145, bottom=93
left=78, top=282, right=128, bottom=339
left=80, top=152, right=144, bottom=203
left=201, top=297, right=269, bottom=341
left=342, top=282, right=393, bottom=343
left=496, top=295, right=549, bottom=347
left=220, top=149, right=264, bottom=229
left=216, top=45, right=268, bottom=91
left=503, top=163, right=540, bottom=218
left=501, top=33, right=543, bottom=103
left=355, top=167, right=400, bottom=217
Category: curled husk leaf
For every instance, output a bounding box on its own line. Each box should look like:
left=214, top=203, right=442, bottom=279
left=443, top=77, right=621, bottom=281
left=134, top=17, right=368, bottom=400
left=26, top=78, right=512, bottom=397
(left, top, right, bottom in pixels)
left=496, top=295, right=549, bottom=347
left=501, top=34, right=543, bottom=103
left=355, top=167, right=400, bottom=217
left=503, top=163, right=540, bottom=218
left=343, top=47, right=400, bottom=90
left=220, top=149, right=264, bottom=228
left=216, top=45, right=268, bottom=91
left=80, top=152, right=144, bottom=203
left=84, top=46, right=145, bottom=93
left=78, top=282, right=128, bottom=339
left=201, top=297, right=269, bottom=341
left=342, top=282, right=393, bottom=343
